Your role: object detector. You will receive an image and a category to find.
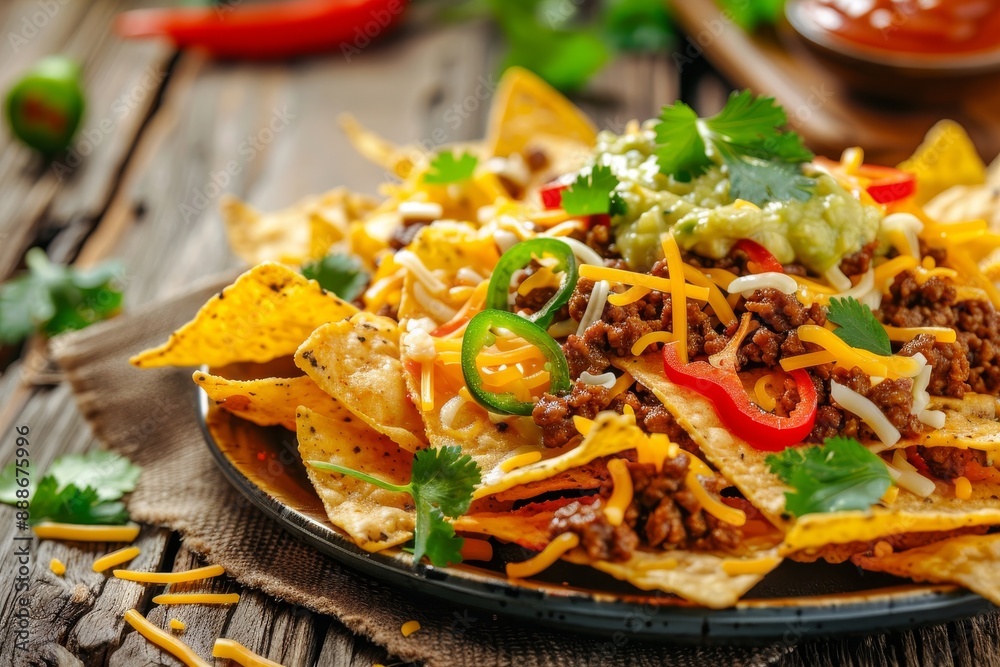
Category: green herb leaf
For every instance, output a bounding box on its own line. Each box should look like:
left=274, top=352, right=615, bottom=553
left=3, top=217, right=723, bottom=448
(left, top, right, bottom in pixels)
left=652, top=91, right=815, bottom=205
left=0, top=248, right=123, bottom=345
left=47, top=451, right=141, bottom=501
left=827, top=296, right=892, bottom=356
left=561, top=165, right=624, bottom=216
left=301, top=253, right=369, bottom=302
left=29, top=476, right=130, bottom=525
left=306, top=445, right=482, bottom=567
left=717, top=0, right=785, bottom=30
left=766, top=437, right=893, bottom=517
left=424, top=151, right=479, bottom=185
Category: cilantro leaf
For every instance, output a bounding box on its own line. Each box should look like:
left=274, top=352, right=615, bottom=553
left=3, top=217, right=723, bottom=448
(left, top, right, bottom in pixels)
left=424, top=151, right=478, bottom=185
left=0, top=248, right=123, bottom=345
left=652, top=91, right=815, bottom=205
left=766, top=437, right=893, bottom=517
left=0, top=450, right=141, bottom=524
left=301, top=253, right=369, bottom=302
left=29, top=476, right=130, bottom=525
left=561, top=165, right=625, bottom=217
left=307, top=445, right=482, bottom=567
left=827, top=296, right=892, bottom=356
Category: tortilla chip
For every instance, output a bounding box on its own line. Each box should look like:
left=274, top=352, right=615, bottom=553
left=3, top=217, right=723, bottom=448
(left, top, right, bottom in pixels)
left=295, top=312, right=427, bottom=452
left=898, top=120, right=986, bottom=205
left=852, top=533, right=1000, bottom=605
left=456, top=497, right=593, bottom=551
left=896, top=401, right=1000, bottom=452
left=221, top=189, right=377, bottom=266
left=924, top=155, right=1000, bottom=228
left=130, top=263, right=357, bottom=368
left=339, top=114, right=421, bottom=179
left=193, top=372, right=337, bottom=431
left=472, top=412, right=645, bottom=500
left=297, top=406, right=414, bottom=552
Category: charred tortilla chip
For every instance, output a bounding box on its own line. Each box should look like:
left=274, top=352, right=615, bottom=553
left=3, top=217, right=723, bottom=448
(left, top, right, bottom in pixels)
left=297, top=406, right=414, bottom=552
left=194, top=372, right=337, bottom=431
left=852, top=533, right=1000, bottom=605
left=131, top=263, right=356, bottom=368
left=296, top=312, right=427, bottom=452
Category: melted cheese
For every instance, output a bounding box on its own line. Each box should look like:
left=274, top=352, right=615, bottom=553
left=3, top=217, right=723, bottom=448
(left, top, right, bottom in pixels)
left=603, top=459, right=633, bottom=527
left=114, top=564, right=225, bottom=584
left=630, top=331, right=677, bottom=356
left=211, top=638, right=285, bottom=667
left=873, top=255, right=919, bottom=292
left=506, top=533, right=580, bottom=579
left=33, top=522, right=140, bottom=542
left=500, top=451, right=543, bottom=472
left=636, top=433, right=678, bottom=471
left=798, top=325, right=921, bottom=379
left=151, top=593, right=240, bottom=605
left=721, top=556, right=781, bottom=576
left=93, top=546, right=141, bottom=572
left=685, top=471, right=747, bottom=527
left=882, top=325, right=957, bottom=343
left=420, top=361, right=435, bottom=411
left=517, top=266, right=560, bottom=296
left=123, top=609, right=211, bottom=667
left=608, top=372, right=634, bottom=399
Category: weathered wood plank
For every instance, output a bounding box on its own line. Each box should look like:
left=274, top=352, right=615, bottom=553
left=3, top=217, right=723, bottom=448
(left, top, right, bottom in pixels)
left=314, top=623, right=393, bottom=667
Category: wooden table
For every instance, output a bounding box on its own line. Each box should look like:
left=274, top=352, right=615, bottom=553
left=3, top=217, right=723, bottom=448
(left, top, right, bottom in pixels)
left=0, top=2, right=997, bottom=665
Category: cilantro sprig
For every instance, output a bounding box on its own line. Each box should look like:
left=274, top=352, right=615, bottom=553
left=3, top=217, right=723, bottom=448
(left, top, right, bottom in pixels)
left=827, top=296, right=892, bottom=356
left=653, top=91, right=815, bottom=205
left=0, top=248, right=123, bottom=345
left=301, top=253, right=369, bottom=302
left=561, top=165, right=626, bottom=217
left=0, top=450, right=141, bottom=525
left=307, top=445, right=481, bottom=567
left=424, top=151, right=478, bottom=185
left=766, top=437, right=893, bottom=517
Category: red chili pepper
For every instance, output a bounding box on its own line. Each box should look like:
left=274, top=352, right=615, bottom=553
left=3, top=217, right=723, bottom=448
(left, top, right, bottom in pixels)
left=964, top=459, right=1000, bottom=484
left=430, top=316, right=469, bottom=338
left=661, top=340, right=817, bottom=452
left=905, top=447, right=932, bottom=477
left=115, top=0, right=408, bottom=59
left=539, top=181, right=569, bottom=209
left=733, top=239, right=784, bottom=274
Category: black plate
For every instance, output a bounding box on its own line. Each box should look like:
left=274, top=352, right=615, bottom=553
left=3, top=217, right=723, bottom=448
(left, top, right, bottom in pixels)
left=198, top=388, right=994, bottom=645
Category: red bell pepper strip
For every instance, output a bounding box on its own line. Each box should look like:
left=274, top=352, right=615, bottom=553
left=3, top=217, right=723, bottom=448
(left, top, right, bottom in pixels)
left=733, top=239, right=783, bottom=274
left=661, top=338, right=817, bottom=452
left=115, top=0, right=408, bottom=60
left=814, top=157, right=916, bottom=205
left=540, top=182, right=568, bottom=209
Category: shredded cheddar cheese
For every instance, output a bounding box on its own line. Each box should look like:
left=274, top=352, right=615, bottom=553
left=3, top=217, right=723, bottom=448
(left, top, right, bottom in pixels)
left=955, top=476, right=973, bottom=500
left=123, top=609, right=211, bottom=667
left=152, top=593, right=241, bottom=605
left=170, top=618, right=186, bottom=632
left=608, top=371, right=634, bottom=399
left=685, top=471, right=747, bottom=527
left=873, top=255, right=919, bottom=292
left=630, top=331, right=676, bottom=356
left=636, top=433, right=678, bottom=471
left=114, top=564, right=225, bottom=584
left=577, top=264, right=710, bottom=302
left=572, top=415, right=594, bottom=436
left=506, top=533, right=580, bottom=579
left=34, top=522, right=140, bottom=542
left=50, top=558, right=66, bottom=576
left=797, top=325, right=921, bottom=378
left=400, top=620, right=422, bottom=637
left=212, top=638, right=286, bottom=667
left=420, top=361, right=434, bottom=411
left=753, top=374, right=778, bottom=412
left=779, top=350, right=838, bottom=371
left=721, top=556, right=781, bottom=576
left=634, top=558, right=679, bottom=572
left=93, top=546, right=141, bottom=572
left=500, top=451, right=543, bottom=472
left=881, top=485, right=900, bottom=505
left=882, top=325, right=957, bottom=344
left=607, top=285, right=652, bottom=306
left=661, top=233, right=689, bottom=363
left=683, top=265, right=737, bottom=325
left=603, top=459, right=633, bottom=527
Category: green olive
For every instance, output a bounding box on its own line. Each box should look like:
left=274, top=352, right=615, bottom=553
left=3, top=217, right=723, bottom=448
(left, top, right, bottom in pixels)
left=4, top=56, right=85, bottom=156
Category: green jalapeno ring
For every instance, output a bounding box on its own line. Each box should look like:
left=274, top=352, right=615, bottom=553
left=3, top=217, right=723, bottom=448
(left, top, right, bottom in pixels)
left=485, top=238, right=578, bottom=329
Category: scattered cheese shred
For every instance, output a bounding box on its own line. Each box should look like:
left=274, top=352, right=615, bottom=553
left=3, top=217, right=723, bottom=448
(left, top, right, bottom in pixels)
left=50, top=558, right=66, bottom=576
left=607, top=284, right=652, bottom=306
left=608, top=371, right=634, bottom=400
left=603, top=459, right=633, bottom=527
left=685, top=471, right=746, bottom=527
left=420, top=361, right=435, bottom=411
left=882, top=325, right=957, bottom=343
left=34, top=522, right=140, bottom=542
left=753, top=375, right=777, bottom=412
left=152, top=593, right=241, bottom=606
left=400, top=620, right=422, bottom=637
left=629, top=330, right=676, bottom=356
left=872, top=255, right=919, bottom=292
left=517, top=266, right=560, bottom=296
left=577, top=264, right=710, bottom=302
left=500, top=451, right=543, bottom=472
left=798, top=325, right=891, bottom=378
left=114, top=564, right=225, bottom=584
left=779, top=350, right=838, bottom=371
left=881, top=485, right=900, bottom=505
left=93, top=546, right=141, bottom=572
left=682, top=265, right=737, bottom=325
left=721, top=556, right=781, bottom=576
left=636, top=433, right=678, bottom=471
left=506, top=533, right=580, bottom=579
left=831, top=381, right=901, bottom=446
left=212, top=638, right=285, bottom=667
left=572, top=415, right=594, bottom=436
left=123, top=609, right=211, bottom=667
left=459, top=538, right=494, bottom=562
left=169, top=618, right=186, bottom=632
left=661, top=234, right=689, bottom=364
left=955, top=476, right=973, bottom=500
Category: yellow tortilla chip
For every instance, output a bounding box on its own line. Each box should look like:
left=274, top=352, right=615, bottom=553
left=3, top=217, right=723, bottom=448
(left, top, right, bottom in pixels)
left=295, top=312, right=427, bottom=452
left=339, top=114, right=420, bottom=179
left=193, top=372, right=337, bottom=431
left=898, top=120, right=986, bottom=205
left=485, top=66, right=597, bottom=158
left=852, top=533, right=1000, bottom=606
left=297, top=406, right=414, bottom=552
left=221, top=189, right=376, bottom=266
left=131, top=263, right=357, bottom=369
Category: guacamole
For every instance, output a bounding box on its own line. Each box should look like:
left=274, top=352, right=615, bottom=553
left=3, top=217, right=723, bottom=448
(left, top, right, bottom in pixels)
left=594, top=126, right=882, bottom=274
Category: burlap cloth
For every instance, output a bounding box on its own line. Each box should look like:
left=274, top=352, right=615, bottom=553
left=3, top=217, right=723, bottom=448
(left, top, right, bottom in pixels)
left=52, top=274, right=793, bottom=667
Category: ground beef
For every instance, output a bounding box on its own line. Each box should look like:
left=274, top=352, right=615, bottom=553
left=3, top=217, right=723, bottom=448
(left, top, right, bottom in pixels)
left=898, top=334, right=970, bottom=398
left=388, top=220, right=428, bottom=250
left=548, top=455, right=744, bottom=560
left=917, top=445, right=986, bottom=480
left=736, top=289, right=826, bottom=367
left=807, top=366, right=923, bottom=442
left=512, top=260, right=558, bottom=316
left=837, top=241, right=877, bottom=277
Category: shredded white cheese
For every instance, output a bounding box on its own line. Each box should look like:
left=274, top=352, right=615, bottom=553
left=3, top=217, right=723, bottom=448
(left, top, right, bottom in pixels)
left=726, top=272, right=798, bottom=297
left=580, top=371, right=617, bottom=388
left=831, top=380, right=901, bottom=446
left=552, top=236, right=605, bottom=266
left=395, top=249, right=448, bottom=295
left=576, top=280, right=610, bottom=336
